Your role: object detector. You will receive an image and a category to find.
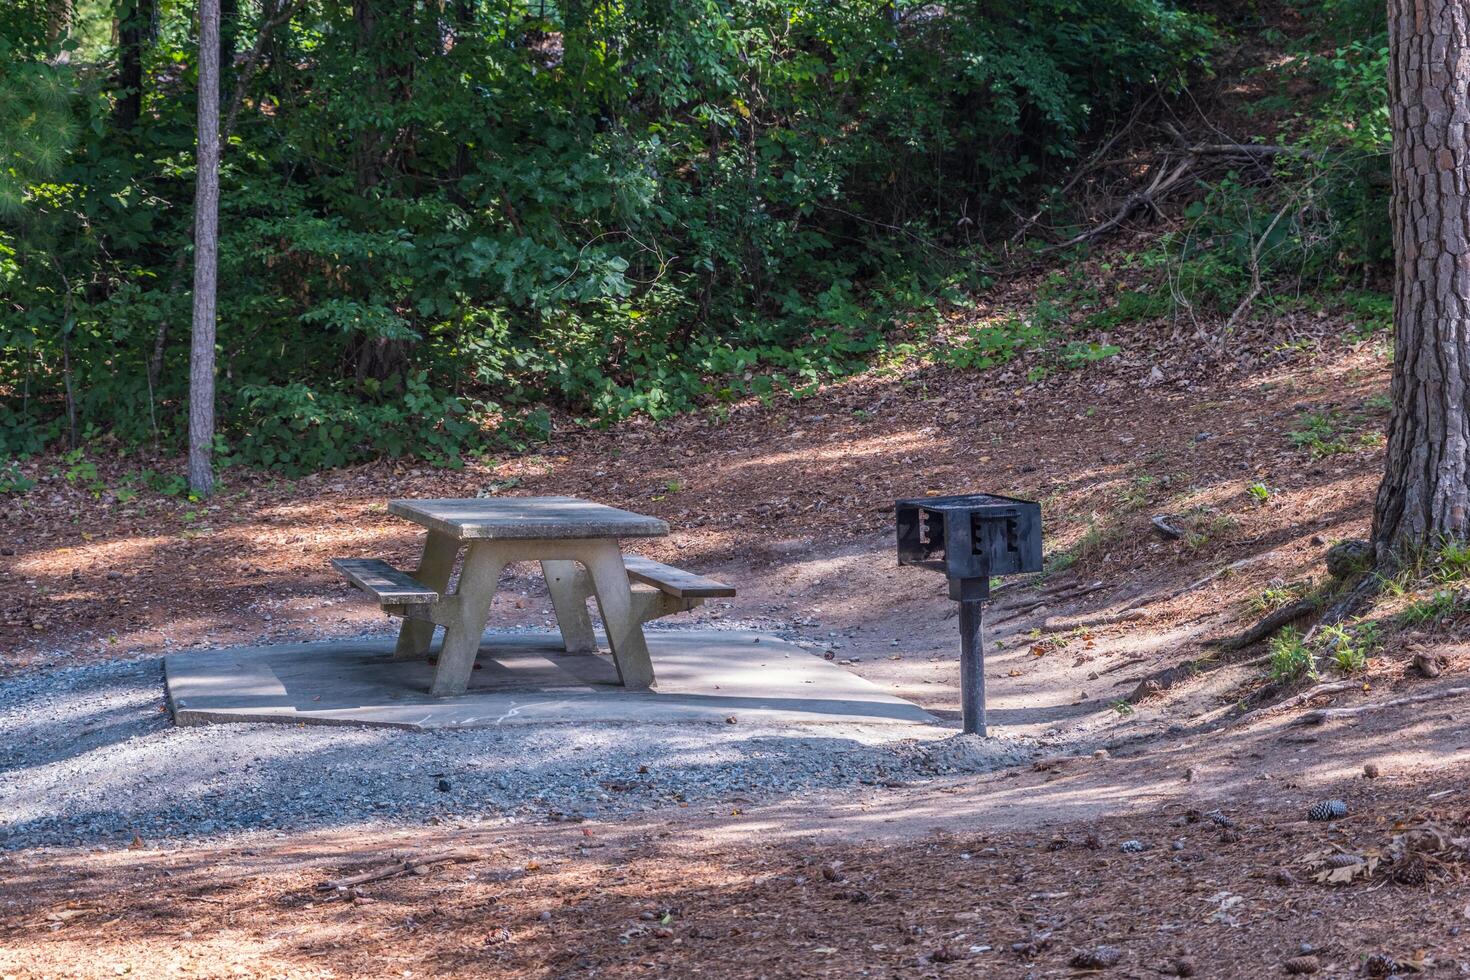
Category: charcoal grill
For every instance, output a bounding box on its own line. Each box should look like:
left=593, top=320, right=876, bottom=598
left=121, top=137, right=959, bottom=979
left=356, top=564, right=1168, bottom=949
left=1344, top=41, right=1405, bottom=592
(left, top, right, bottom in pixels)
left=895, top=493, right=1043, bottom=735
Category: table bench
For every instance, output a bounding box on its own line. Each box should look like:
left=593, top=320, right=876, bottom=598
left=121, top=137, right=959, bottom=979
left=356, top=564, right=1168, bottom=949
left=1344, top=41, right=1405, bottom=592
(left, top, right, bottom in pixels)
left=331, top=497, right=734, bottom=696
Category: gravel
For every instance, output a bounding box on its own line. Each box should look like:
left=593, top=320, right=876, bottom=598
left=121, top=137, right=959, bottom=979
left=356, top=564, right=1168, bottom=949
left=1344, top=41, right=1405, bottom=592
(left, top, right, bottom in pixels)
left=0, top=657, right=1039, bottom=851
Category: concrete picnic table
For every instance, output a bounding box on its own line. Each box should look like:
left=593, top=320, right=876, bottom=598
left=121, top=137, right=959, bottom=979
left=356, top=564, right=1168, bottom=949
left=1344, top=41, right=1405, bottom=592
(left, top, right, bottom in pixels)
left=387, top=496, right=670, bottom=696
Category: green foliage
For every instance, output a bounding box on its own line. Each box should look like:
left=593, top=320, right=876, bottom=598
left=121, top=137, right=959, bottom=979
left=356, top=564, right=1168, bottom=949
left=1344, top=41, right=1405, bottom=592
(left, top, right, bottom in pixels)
left=1249, top=580, right=1313, bottom=613
left=0, top=0, right=1216, bottom=471
left=1317, top=621, right=1379, bottom=673
left=1289, top=411, right=1351, bottom=458
left=223, top=373, right=474, bottom=474
left=1287, top=407, right=1384, bottom=458
left=1102, top=0, right=1394, bottom=332
left=0, top=457, right=34, bottom=494
left=1268, top=626, right=1317, bottom=684
left=1246, top=481, right=1271, bottom=504
left=1430, top=541, right=1470, bottom=584
left=1398, top=589, right=1463, bottom=626
left=938, top=317, right=1048, bottom=371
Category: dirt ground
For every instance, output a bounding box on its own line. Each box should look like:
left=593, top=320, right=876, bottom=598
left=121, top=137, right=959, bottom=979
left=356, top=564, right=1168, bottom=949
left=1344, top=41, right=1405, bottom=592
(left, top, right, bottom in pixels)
left=11, top=296, right=1470, bottom=976
left=6, top=690, right=1470, bottom=979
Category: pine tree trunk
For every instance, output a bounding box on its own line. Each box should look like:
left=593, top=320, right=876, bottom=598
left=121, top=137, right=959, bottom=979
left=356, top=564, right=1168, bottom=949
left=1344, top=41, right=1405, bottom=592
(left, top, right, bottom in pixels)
left=1373, top=0, right=1470, bottom=560
left=188, top=0, right=221, bottom=496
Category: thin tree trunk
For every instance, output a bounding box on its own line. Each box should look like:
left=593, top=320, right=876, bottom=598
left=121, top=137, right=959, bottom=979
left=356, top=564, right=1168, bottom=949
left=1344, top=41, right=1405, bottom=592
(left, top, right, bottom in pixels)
left=149, top=0, right=300, bottom=429
left=1373, top=0, right=1470, bottom=560
left=188, top=0, right=221, bottom=496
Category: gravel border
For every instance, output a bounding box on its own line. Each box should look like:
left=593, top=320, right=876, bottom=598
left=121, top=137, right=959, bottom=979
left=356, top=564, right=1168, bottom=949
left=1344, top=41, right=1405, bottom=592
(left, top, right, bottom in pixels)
left=1, top=655, right=1040, bottom=851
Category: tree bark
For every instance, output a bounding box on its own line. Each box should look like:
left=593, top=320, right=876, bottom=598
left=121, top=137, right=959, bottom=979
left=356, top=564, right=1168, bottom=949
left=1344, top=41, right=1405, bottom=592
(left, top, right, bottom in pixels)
left=115, top=0, right=156, bottom=131
left=188, top=0, right=221, bottom=496
left=1374, top=0, right=1470, bottom=559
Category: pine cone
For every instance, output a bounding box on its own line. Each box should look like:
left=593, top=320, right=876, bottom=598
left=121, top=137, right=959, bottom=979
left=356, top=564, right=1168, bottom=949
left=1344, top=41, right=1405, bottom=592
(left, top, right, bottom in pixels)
left=1306, top=799, right=1348, bottom=822
left=1069, top=946, right=1122, bottom=969
left=1284, top=954, right=1320, bottom=974
left=1364, top=953, right=1399, bottom=977
left=1392, top=855, right=1428, bottom=886
left=1325, top=853, right=1363, bottom=868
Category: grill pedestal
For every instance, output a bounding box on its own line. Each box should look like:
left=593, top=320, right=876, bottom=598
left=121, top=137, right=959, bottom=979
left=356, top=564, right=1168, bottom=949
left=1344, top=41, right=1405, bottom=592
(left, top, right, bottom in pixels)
left=958, top=598, right=986, bottom=736
left=896, top=494, right=1043, bottom=737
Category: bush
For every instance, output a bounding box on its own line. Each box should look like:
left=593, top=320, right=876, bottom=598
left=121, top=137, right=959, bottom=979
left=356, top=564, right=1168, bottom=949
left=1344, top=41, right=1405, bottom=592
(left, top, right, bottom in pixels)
left=0, top=0, right=1216, bottom=469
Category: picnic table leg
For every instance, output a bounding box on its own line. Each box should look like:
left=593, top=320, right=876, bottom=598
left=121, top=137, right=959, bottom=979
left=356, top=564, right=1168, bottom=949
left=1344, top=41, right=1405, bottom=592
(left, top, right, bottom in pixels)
left=429, top=541, right=509, bottom=697
left=394, top=530, right=460, bottom=660
left=581, top=540, right=656, bottom=690
left=541, top=560, right=597, bottom=654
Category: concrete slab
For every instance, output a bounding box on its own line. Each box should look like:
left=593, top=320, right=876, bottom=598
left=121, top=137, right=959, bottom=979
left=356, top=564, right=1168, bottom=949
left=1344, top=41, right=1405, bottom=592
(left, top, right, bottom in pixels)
left=164, top=630, right=939, bottom=729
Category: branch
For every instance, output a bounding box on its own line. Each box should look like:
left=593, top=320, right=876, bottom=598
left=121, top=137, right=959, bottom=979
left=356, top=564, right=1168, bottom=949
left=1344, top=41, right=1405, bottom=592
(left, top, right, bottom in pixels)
left=1298, top=686, right=1470, bottom=725
left=1230, top=680, right=1357, bottom=729
left=222, top=0, right=307, bottom=144
left=1040, top=153, right=1196, bottom=254
left=315, top=850, right=485, bottom=891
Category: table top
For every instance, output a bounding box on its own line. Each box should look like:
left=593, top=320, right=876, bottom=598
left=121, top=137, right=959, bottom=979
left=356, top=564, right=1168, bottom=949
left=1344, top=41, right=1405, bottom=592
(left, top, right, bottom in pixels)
left=388, top=496, right=670, bottom=541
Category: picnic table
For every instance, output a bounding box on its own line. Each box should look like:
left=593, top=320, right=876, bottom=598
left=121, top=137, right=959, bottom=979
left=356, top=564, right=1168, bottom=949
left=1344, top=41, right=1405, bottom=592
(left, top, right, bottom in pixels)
left=332, top=496, right=735, bottom=696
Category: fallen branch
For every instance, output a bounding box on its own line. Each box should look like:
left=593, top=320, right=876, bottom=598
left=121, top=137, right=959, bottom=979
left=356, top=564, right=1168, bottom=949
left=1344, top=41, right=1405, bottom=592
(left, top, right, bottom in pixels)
left=1121, top=551, right=1281, bottom=612
left=316, top=850, right=485, bottom=892
left=1048, top=609, right=1147, bottom=630
left=1298, top=686, right=1470, bottom=725
left=1041, top=153, right=1196, bottom=254
left=1230, top=680, right=1357, bottom=729
left=992, top=580, right=1109, bottom=622
left=1099, top=655, right=1149, bottom=676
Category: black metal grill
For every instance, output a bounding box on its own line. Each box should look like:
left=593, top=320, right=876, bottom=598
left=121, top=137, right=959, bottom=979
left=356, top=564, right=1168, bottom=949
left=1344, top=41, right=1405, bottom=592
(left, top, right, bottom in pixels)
left=895, top=493, right=1043, bottom=735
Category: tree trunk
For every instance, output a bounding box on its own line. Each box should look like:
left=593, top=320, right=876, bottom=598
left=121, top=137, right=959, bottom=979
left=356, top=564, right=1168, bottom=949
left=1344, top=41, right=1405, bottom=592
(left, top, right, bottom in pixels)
left=188, top=0, right=221, bottom=496
left=115, top=0, right=156, bottom=131
left=1373, top=0, right=1470, bottom=560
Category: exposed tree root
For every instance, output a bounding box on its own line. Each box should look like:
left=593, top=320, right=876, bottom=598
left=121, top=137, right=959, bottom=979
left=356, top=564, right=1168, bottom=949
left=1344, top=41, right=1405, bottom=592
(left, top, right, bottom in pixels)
left=1297, top=686, right=1470, bottom=725
left=1302, top=572, right=1384, bottom=644
left=1214, top=597, right=1318, bottom=651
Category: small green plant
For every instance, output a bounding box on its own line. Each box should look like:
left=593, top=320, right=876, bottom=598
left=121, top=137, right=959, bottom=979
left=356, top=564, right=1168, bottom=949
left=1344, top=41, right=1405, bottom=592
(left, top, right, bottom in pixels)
left=1431, top=541, right=1470, bottom=584
left=1318, top=621, right=1378, bottom=674
left=0, top=459, right=35, bottom=495
left=938, top=317, right=1047, bottom=371
left=1362, top=393, right=1393, bottom=412
left=1289, top=411, right=1352, bottom=458
left=141, top=470, right=189, bottom=497
left=1268, top=626, right=1318, bottom=684
left=1246, top=482, right=1271, bottom=504
left=1112, top=699, right=1136, bottom=717
left=1398, top=589, right=1462, bottom=626
left=1249, top=581, right=1313, bottom=613
left=1118, top=474, right=1157, bottom=510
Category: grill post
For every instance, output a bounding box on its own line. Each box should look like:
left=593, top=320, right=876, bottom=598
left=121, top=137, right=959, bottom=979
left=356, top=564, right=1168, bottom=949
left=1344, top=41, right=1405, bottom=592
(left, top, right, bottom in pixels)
left=895, top=492, right=1042, bottom=739
left=957, top=599, right=986, bottom=736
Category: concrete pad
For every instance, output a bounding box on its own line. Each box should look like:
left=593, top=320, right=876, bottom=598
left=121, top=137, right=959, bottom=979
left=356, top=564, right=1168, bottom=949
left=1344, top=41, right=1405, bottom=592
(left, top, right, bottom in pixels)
left=164, top=630, right=939, bottom=729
